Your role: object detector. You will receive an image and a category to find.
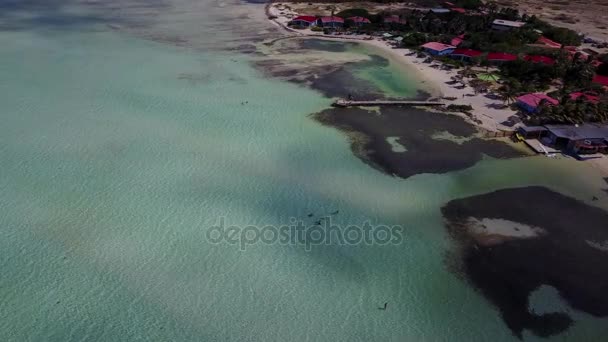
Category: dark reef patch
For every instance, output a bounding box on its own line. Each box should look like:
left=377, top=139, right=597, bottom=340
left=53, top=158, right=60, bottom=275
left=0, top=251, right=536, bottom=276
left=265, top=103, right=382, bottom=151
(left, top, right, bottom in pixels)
left=257, top=37, right=521, bottom=178
left=441, top=187, right=608, bottom=338
left=309, top=66, right=387, bottom=100
left=313, top=106, right=523, bottom=179
left=253, top=57, right=390, bottom=100
left=255, top=38, right=430, bottom=101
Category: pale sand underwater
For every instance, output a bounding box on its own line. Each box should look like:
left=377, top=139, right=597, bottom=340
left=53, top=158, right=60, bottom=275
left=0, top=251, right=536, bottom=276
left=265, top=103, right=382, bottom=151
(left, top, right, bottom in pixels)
left=1, top=1, right=608, bottom=341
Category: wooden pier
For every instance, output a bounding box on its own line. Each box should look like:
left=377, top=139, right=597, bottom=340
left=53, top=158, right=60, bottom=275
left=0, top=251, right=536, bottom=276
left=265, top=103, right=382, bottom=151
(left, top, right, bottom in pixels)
left=332, top=99, right=444, bottom=108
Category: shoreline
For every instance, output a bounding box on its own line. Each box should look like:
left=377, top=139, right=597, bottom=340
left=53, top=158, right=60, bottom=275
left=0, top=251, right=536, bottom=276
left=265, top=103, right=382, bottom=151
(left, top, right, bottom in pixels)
left=265, top=5, right=518, bottom=132
left=262, top=4, right=608, bottom=178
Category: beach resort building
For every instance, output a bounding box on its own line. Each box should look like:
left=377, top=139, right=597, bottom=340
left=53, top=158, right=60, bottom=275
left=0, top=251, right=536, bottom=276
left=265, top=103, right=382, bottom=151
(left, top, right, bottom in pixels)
left=317, top=16, right=344, bottom=28
left=516, top=93, right=559, bottom=113
left=430, top=8, right=451, bottom=14
left=450, top=48, right=483, bottom=62
left=544, top=124, right=608, bottom=154
left=289, top=16, right=317, bottom=28
left=383, top=15, right=407, bottom=26
left=570, top=92, right=600, bottom=104
left=491, top=19, right=525, bottom=31
left=487, top=52, right=518, bottom=64
left=524, top=55, right=556, bottom=65
left=537, top=36, right=562, bottom=48
left=421, top=42, right=456, bottom=56
left=593, top=75, right=608, bottom=88
left=347, top=16, right=371, bottom=27
left=451, top=34, right=465, bottom=47
left=518, top=124, right=608, bottom=154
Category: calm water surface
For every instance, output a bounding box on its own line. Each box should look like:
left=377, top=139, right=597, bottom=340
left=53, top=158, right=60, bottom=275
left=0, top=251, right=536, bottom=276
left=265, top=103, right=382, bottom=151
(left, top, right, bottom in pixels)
left=1, top=1, right=607, bottom=341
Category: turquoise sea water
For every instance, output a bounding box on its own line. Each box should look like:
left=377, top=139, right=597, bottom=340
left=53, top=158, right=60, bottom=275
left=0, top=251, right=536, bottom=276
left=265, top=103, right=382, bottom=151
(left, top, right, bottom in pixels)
left=1, top=3, right=608, bottom=341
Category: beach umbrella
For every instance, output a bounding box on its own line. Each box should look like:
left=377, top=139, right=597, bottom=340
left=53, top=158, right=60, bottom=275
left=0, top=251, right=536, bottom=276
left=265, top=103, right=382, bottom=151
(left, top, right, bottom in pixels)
left=478, top=73, right=501, bottom=82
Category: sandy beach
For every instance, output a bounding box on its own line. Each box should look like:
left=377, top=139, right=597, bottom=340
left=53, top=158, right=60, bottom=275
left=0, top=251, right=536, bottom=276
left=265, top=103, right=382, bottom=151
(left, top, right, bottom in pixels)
left=266, top=4, right=518, bottom=132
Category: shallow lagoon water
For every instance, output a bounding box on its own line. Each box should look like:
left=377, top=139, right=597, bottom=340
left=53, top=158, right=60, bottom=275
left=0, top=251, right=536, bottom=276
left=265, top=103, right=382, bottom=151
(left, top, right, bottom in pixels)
left=1, top=2, right=608, bottom=341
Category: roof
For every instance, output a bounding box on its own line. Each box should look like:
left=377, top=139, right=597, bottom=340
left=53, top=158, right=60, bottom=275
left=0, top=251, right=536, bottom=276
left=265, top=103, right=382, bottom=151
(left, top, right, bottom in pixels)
left=445, top=1, right=456, bottom=6
left=421, top=42, right=455, bottom=52
left=570, top=92, right=600, bottom=104
left=545, top=124, right=608, bottom=140
left=431, top=8, right=451, bottom=13
left=517, top=93, right=559, bottom=108
left=519, top=125, right=548, bottom=133
left=524, top=55, right=555, bottom=65
left=451, top=48, right=483, bottom=57
left=487, top=52, right=518, bottom=61
left=292, top=16, right=317, bottom=23
left=383, top=15, right=406, bottom=24
left=451, top=34, right=465, bottom=47
left=477, top=73, right=501, bottom=82
left=451, top=8, right=466, bottom=13
left=593, top=75, right=608, bottom=87
left=492, top=19, right=525, bottom=28
left=319, top=16, right=344, bottom=23
left=347, top=16, right=371, bottom=24
left=537, top=36, right=561, bottom=48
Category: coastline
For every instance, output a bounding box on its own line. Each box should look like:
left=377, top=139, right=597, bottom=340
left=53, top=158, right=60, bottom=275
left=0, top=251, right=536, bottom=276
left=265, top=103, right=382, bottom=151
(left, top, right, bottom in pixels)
left=265, top=6, right=518, bottom=132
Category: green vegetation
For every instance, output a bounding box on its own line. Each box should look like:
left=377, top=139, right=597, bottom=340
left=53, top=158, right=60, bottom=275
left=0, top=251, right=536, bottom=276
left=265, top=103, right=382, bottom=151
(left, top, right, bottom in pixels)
left=401, top=32, right=428, bottom=48
left=455, top=0, right=483, bottom=10
left=336, top=9, right=370, bottom=19
left=299, top=1, right=605, bottom=125
left=597, top=62, right=608, bottom=76
left=495, top=50, right=606, bottom=125
left=535, top=100, right=608, bottom=125
left=526, top=16, right=582, bottom=46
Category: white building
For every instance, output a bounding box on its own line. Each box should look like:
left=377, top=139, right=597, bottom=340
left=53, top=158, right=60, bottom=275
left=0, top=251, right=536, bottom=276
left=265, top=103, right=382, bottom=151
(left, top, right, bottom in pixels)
left=492, top=19, right=525, bottom=31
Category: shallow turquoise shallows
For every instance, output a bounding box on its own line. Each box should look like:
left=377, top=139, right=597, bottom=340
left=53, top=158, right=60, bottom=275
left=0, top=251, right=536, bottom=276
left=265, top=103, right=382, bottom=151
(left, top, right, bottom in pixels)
left=1, top=9, right=608, bottom=342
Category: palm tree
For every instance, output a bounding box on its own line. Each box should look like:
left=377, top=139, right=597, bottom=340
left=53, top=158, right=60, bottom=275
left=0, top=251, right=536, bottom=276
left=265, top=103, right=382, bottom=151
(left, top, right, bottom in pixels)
left=460, top=65, right=476, bottom=79
left=598, top=103, right=608, bottom=122
left=487, top=1, right=498, bottom=16
left=499, top=82, right=520, bottom=105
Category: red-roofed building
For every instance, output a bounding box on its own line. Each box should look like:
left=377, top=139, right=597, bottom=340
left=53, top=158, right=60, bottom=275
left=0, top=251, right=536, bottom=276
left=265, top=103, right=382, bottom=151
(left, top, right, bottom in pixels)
left=451, top=48, right=482, bottom=61
left=289, top=16, right=317, bottom=27
left=451, top=8, right=466, bottom=14
left=451, top=34, right=465, bottom=47
left=537, top=36, right=562, bottom=48
left=383, top=15, right=407, bottom=25
left=317, top=16, right=344, bottom=28
left=524, top=55, right=555, bottom=65
left=570, top=92, right=600, bottom=104
left=593, top=75, right=608, bottom=87
left=421, top=42, right=456, bottom=56
left=517, top=93, right=559, bottom=113
left=445, top=1, right=456, bottom=6
left=347, top=16, right=371, bottom=27
left=487, top=52, right=518, bottom=63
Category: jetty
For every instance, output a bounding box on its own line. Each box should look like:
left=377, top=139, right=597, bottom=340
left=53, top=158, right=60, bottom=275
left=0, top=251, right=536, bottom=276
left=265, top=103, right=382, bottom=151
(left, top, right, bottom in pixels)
left=332, top=99, right=444, bottom=108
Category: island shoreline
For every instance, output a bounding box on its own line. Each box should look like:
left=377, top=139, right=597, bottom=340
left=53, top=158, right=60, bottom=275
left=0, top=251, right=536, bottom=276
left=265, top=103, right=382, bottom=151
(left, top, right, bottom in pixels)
left=264, top=4, right=519, bottom=132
